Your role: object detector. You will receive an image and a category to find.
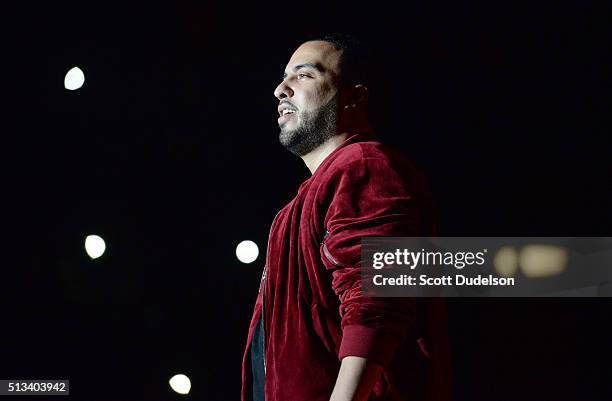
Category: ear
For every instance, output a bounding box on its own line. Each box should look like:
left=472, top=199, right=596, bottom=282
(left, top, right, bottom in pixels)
left=343, top=84, right=369, bottom=109
left=353, top=84, right=369, bottom=104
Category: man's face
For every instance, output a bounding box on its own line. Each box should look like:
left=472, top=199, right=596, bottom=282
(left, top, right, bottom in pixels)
left=274, top=41, right=343, bottom=156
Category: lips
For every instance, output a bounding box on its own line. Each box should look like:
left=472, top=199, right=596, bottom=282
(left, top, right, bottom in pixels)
left=278, top=111, right=296, bottom=124
left=277, top=103, right=297, bottom=124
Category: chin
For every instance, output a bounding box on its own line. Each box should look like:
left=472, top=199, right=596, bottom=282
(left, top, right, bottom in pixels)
left=280, top=119, right=296, bottom=130
left=279, top=122, right=296, bottom=136
left=279, top=128, right=292, bottom=140
left=279, top=127, right=297, bottom=146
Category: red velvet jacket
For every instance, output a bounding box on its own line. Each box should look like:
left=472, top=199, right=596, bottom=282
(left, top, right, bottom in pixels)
left=241, top=133, right=450, bottom=401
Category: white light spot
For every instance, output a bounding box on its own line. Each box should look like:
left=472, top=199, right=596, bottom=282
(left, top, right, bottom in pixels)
left=84, top=235, right=106, bottom=259
left=236, top=240, right=259, bottom=264
left=493, top=246, right=519, bottom=277
left=520, top=244, right=568, bottom=278
left=64, top=66, right=85, bottom=90
left=169, top=373, right=191, bottom=395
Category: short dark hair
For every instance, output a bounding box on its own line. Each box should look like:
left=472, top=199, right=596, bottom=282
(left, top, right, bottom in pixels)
left=304, top=33, right=374, bottom=90
left=302, top=33, right=388, bottom=128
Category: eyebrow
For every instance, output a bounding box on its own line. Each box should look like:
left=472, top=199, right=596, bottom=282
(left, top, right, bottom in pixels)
left=283, top=63, right=325, bottom=79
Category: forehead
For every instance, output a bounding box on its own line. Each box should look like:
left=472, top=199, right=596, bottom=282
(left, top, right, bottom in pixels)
left=285, top=41, right=343, bottom=75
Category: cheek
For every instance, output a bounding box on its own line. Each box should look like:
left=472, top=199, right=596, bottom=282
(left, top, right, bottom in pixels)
left=296, top=81, right=336, bottom=110
left=302, top=89, right=332, bottom=110
left=316, top=83, right=338, bottom=106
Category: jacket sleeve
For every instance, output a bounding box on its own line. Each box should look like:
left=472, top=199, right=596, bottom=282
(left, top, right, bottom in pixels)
left=320, top=156, right=425, bottom=369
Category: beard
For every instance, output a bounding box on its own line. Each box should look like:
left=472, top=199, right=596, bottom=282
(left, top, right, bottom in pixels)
left=278, top=93, right=339, bottom=157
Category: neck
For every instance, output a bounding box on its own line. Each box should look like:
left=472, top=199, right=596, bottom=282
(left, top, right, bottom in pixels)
left=301, top=132, right=351, bottom=174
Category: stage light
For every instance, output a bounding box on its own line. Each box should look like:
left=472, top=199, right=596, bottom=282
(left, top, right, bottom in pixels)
left=84, top=235, right=106, bottom=259
left=64, top=66, right=85, bottom=90
left=520, top=244, right=568, bottom=278
left=236, top=240, right=259, bottom=264
left=169, top=374, right=191, bottom=395
left=493, top=246, right=519, bottom=277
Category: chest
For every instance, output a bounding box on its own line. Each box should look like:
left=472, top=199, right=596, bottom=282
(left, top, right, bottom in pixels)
left=264, top=187, right=331, bottom=300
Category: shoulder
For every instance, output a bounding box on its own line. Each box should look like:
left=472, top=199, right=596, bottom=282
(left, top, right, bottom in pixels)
left=306, top=140, right=432, bottom=211
left=330, top=140, right=392, bottom=166
left=321, top=140, right=421, bottom=183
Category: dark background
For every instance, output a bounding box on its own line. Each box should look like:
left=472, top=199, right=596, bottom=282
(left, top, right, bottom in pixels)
left=1, top=1, right=610, bottom=400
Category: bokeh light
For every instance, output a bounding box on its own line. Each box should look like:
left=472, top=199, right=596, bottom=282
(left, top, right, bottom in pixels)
left=169, top=373, right=191, bottom=395
left=520, top=244, right=568, bottom=278
left=493, top=246, right=519, bottom=277
left=84, top=235, right=106, bottom=259
left=64, top=66, right=85, bottom=90
left=236, top=240, right=259, bottom=264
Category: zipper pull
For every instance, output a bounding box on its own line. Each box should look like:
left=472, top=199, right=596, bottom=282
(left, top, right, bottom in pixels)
left=321, top=229, right=330, bottom=244
left=258, top=265, right=267, bottom=293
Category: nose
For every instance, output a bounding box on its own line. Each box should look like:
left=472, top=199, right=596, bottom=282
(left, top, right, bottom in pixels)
left=274, top=79, right=293, bottom=100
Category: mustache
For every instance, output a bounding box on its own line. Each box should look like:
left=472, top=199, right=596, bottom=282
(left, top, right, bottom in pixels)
left=279, top=100, right=298, bottom=110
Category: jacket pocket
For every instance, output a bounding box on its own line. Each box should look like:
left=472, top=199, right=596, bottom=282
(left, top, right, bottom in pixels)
left=321, top=228, right=344, bottom=268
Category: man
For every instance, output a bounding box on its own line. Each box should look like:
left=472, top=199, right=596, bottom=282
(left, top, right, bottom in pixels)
left=241, top=34, right=450, bottom=401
